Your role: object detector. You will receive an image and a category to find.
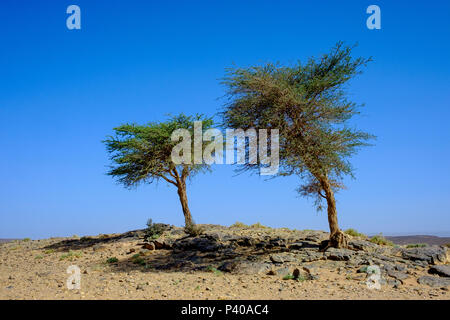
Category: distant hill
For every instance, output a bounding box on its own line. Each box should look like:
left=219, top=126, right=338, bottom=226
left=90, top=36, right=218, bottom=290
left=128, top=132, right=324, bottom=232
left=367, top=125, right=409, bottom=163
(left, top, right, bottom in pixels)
left=385, top=235, right=450, bottom=246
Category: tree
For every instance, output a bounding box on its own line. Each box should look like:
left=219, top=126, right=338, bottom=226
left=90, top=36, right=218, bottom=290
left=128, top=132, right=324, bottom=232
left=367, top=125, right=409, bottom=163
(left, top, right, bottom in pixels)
left=221, top=42, right=374, bottom=248
left=103, top=114, right=213, bottom=229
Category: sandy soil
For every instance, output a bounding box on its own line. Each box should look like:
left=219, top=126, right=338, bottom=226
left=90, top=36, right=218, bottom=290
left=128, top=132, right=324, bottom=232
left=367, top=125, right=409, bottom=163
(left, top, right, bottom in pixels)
left=0, top=235, right=449, bottom=300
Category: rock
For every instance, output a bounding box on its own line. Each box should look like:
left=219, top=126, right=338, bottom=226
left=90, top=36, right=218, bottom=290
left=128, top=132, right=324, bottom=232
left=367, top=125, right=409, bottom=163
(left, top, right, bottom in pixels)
left=386, top=269, right=409, bottom=281
left=428, top=265, right=450, bottom=277
left=387, top=279, right=402, bottom=288
left=348, top=240, right=377, bottom=251
left=267, top=267, right=291, bottom=276
left=401, top=246, right=447, bottom=265
left=142, top=243, right=155, bottom=250
left=172, top=236, right=223, bottom=252
left=270, top=253, right=297, bottom=264
left=325, top=248, right=354, bottom=261
left=218, top=261, right=238, bottom=273
left=233, top=262, right=272, bottom=275
left=288, top=243, right=304, bottom=250
left=417, top=275, right=450, bottom=288
left=139, top=249, right=152, bottom=256
left=153, top=239, right=173, bottom=250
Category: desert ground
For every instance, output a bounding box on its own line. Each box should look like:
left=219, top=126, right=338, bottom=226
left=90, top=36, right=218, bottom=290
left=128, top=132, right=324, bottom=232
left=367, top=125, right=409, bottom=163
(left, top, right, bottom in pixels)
left=0, top=224, right=449, bottom=300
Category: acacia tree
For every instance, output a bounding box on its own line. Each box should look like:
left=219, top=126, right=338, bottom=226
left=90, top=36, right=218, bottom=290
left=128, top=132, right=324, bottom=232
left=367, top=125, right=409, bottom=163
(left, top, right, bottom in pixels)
left=221, top=43, right=374, bottom=248
left=103, top=114, right=213, bottom=229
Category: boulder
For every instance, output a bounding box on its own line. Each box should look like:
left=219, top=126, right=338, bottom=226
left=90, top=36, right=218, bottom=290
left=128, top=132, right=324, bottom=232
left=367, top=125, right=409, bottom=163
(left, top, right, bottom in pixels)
left=428, top=265, right=450, bottom=277
left=270, top=253, right=297, bottom=264
left=417, top=275, right=450, bottom=288
left=401, top=246, right=447, bottom=265
left=325, top=248, right=354, bottom=261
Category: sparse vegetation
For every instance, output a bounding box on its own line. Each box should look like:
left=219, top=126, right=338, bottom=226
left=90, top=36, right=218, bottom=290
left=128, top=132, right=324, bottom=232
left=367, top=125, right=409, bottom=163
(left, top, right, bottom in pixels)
left=22, top=238, right=31, bottom=242
left=344, top=228, right=366, bottom=238
left=282, top=273, right=306, bottom=282
left=131, top=253, right=146, bottom=265
left=60, top=250, right=83, bottom=261
left=206, top=265, right=223, bottom=276
left=250, top=222, right=268, bottom=229
left=106, top=257, right=119, bottom=264
left=145, top=219, right=167, bottom=240
left=445, top=243, right=450, bottom=248
left=230, top=222, right=248, bottom=228
left=44, top=249, right=55, bottom=254
left=184, top=223, right=205, bottom=237
left=369, top=234, right=394, bottom=246
left=406, top=243, right=427, bottom=248
left=35, top=255, right=43, bottom=259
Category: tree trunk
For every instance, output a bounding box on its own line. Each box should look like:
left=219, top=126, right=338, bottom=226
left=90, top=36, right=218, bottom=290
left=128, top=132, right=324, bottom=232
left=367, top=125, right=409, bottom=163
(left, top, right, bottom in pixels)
left=320, top=177, right=347, bottom=249
left=176, top=182, right=194, bottom=227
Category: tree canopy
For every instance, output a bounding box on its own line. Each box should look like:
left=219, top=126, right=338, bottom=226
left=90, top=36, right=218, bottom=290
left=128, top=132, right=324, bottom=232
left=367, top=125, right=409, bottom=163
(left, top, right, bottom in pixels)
left=103, top=114, right=214, bottom=228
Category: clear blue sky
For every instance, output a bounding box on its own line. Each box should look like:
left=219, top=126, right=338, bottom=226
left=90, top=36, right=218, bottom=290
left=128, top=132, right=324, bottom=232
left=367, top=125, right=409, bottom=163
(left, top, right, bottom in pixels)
left=1, top=1, right=449, bottom=239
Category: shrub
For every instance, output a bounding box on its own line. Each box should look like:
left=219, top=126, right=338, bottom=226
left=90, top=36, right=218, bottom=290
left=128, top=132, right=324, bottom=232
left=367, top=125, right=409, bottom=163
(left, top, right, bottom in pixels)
left=106, top=257, right=119, bottom=264
left=250, top=222, right=268, bottom=229
left=344, top=228, right=366, bottom=238
left=60, top=250, right=83, bottom=261
left=35, top=255, right=43, bottom=259
left=445, top=243, right=450, bottom=248
left=206, top=265, right=223, bottom=276
left=406, top=243, right=427, bottom=248
left=230, top=222, right=248, bottom=228
left=131, top=253, right=145, bottom=265
left=144, top=219, right=167, bottom=240
left=22, top=238, right=31, bottom=242
left=184, top=223, right=204, bottom=237
left=44, top=249, right=55, bottom=254
left=369, top=234, right=394, bottom=246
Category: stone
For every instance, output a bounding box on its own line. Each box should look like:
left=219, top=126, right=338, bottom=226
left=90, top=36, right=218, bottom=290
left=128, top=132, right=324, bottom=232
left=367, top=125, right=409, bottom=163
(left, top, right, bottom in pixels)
left=348, top=240, right=377, bottom=252
left=417, top=276, right=450, bottom=288
left=401, top=246, right=447, bottom=265
left=325, top=248, right=354, bottom=261
left=270, top=253, right=296, bottom=264
left=386, top=269, right=409, bottom=281
left=233, top=262, right=273, bottom=275
left=139, top=249, right=152, bottom=256
left=218, top=261, right=238, bottom=273
left=428, top=265, right=450, bottom=277
left=142, top=242, right=155, bottom=250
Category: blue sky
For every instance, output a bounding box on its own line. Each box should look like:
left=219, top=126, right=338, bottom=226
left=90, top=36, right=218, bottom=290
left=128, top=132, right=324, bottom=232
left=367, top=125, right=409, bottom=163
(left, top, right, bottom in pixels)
left=1, top=1, right=449, bottom=239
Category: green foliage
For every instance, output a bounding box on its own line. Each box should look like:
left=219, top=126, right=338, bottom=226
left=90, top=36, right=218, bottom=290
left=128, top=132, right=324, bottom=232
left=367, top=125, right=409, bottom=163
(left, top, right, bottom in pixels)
left=406, top=243, right=427, bottom=248
left=221, top=42, right=374, bottom=210
left=35, top=255, right=43, bottom=259
left=60, top=250, right=83, bottom=261
left=206, top=265, right=223, bottom=276
left=369, top=234, right=394, bottom=246
left=144, top=219, right=167, bottom=240
left=103, top=113, right=214, bottom=188
left=44, top=249, right=55, bottom=254
left=282, top=273, right=306, bottom=281
left=131, top=253, right=145, bottom=265
left=22, top=238, right=31, bottom=242
left=344, top=228, right=366, bottom=238
left=106, top=257, right=119, bottom=264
